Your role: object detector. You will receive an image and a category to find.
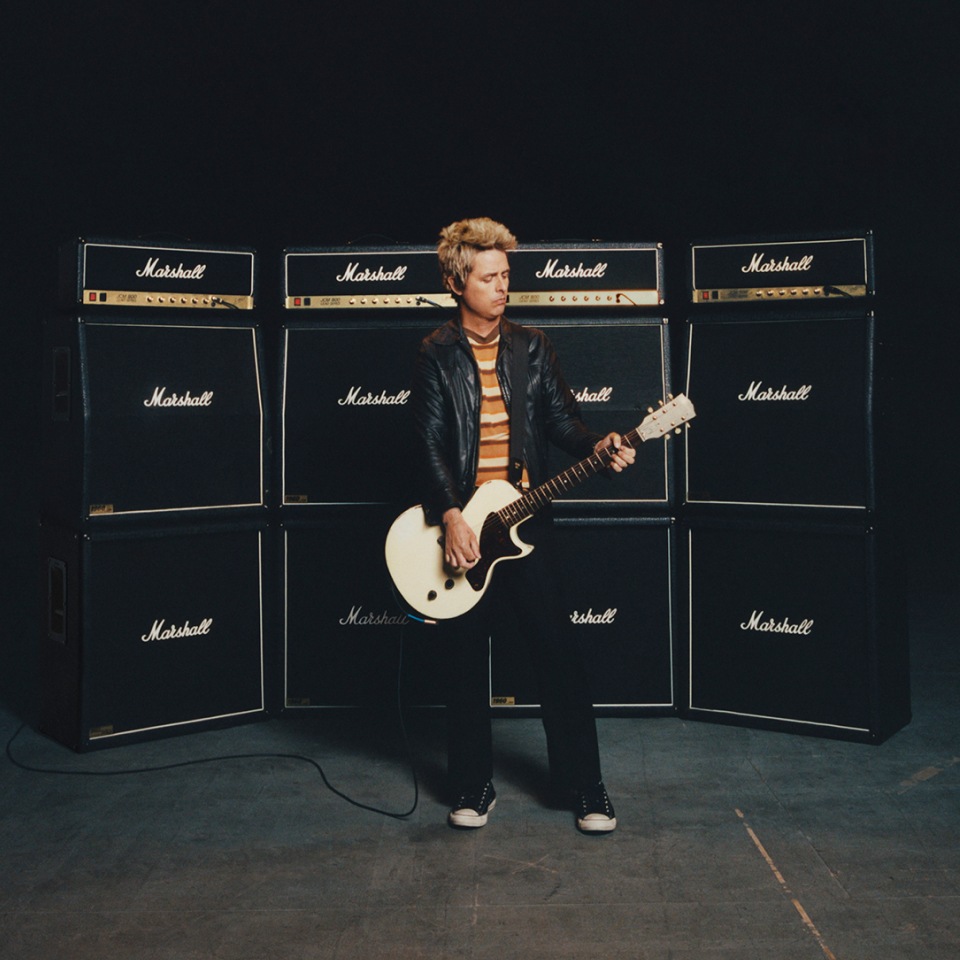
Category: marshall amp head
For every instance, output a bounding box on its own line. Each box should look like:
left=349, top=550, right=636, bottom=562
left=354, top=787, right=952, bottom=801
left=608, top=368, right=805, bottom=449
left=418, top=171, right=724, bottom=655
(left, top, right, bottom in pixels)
left=62, top=238, right=256, bottom=310
left=507, top=242, right=663, bottom=308
left=285, top=247, right=454, bottom=310
left=690, top=233, right=874, bottom=304
left=284, top=241, right=664, bottom=310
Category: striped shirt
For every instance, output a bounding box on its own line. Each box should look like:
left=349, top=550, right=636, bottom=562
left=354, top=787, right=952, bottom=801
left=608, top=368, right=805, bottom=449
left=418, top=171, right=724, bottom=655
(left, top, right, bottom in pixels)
left=467, top=329, right=528, bottom=488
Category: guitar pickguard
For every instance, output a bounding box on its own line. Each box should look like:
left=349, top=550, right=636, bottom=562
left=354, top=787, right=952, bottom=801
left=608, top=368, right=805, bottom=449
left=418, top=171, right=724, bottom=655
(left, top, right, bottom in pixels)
left=466, top=512, right=525, bottom=591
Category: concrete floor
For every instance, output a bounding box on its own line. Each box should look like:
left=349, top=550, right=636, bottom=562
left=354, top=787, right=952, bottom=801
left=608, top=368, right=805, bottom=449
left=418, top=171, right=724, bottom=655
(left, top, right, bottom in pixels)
left=1, top=580, right=957, bottom=959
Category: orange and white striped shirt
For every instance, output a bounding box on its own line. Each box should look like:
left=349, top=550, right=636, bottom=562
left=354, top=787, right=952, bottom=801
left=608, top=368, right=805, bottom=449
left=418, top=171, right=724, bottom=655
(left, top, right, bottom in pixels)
left=467, top=329, right=528, bottom=488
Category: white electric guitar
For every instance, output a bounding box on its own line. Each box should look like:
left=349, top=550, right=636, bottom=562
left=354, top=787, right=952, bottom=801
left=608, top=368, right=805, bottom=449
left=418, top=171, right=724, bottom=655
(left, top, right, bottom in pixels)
left=385, top=394, right=696, bottom=620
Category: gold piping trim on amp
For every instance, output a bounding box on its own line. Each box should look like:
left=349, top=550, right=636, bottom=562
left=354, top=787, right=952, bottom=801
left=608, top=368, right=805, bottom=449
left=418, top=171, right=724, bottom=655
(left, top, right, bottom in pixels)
left=285, top=292, right=457, bottom=309
left=510, top=289, right=662, bottom=307
left=693, top=284, right=868, bottom=303
left=285, top=289, right=664, bottom=309
left=82, top=289, right=255, bottom=309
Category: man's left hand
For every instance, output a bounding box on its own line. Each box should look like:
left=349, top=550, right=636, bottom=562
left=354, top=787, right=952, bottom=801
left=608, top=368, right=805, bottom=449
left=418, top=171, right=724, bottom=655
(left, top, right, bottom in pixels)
left=595, top=432, right=636, bottom=473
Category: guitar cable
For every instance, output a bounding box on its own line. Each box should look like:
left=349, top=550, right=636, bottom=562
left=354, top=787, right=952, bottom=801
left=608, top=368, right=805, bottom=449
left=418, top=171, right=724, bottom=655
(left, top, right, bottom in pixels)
left=390, top=578, right=439, bottom=627
left=4, top=632, right=421, bottom=822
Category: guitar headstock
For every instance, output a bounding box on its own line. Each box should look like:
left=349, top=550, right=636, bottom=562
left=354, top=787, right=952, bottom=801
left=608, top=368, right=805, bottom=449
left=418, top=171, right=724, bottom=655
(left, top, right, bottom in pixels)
left=637, top=393, right=697, bottom=442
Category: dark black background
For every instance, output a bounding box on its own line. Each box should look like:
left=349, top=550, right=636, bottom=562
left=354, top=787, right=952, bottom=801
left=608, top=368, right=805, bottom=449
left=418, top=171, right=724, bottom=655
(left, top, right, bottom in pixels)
left=3, top=1, right=956, bottom=718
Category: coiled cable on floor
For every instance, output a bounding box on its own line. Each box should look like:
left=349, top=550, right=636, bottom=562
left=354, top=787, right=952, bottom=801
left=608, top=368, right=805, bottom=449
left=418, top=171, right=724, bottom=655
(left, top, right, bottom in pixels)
left=3, top=635, right=419, bottom=821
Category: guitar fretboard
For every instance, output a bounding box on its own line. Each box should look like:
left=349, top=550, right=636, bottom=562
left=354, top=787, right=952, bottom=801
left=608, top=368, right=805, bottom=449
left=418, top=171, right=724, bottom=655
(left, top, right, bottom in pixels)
left=495, top=424, right=644, bottom=528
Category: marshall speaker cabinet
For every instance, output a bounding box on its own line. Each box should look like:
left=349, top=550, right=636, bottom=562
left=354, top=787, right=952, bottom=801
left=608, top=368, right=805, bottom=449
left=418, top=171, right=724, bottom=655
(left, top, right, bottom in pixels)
left=282, top=509, right=448, bottom=708
left=683, top=309, right=876, bottom=510
left=682, top=517, right=909, bottom=742
left=40, top=520, right=268, bottom=751
left=539, top=318, right=675, bottom=510
left=280, top=320, right=436, bottom=507
left=42, top=317, right=267, bottom=522
left=490, top=517, right=676, bottom=714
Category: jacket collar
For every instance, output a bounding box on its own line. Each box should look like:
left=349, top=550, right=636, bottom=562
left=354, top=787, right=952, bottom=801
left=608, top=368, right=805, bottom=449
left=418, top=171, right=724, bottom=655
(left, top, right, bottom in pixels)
left=437, top=315, right=515, bottom=348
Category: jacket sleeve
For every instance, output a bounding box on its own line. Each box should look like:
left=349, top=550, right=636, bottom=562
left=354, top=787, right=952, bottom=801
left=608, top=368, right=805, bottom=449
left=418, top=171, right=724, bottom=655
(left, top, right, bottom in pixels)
left=411, top=342, right=463, bottom=525
left=534, top=330, right=604, bottom=459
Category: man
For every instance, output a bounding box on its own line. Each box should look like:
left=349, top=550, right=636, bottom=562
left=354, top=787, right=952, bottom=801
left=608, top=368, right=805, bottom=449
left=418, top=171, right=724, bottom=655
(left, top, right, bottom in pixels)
left=411, top=217, right=634, bottom=832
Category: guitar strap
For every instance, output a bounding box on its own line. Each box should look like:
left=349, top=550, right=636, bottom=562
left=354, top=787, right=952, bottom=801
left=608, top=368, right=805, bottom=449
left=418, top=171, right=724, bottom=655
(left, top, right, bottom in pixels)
left=508, top=323, right=528, bottom=487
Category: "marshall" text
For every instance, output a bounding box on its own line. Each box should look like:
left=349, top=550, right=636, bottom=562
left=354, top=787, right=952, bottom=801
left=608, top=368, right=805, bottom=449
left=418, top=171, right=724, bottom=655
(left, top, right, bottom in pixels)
left=135, top=257, right=207, bottom=280
left=144, top=387, right=215, bottom=408
left=740, top=610, right=814, bottom=635
left=141, top=618, right=214, bottom=642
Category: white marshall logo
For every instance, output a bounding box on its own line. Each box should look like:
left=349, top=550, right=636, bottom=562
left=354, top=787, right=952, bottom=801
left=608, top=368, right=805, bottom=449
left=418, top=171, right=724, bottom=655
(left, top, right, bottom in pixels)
left=340, top=605, right=409, bottom=626
left=741, top=252, right=814, bottom=274
left=335, top=262, right=408, bottom=283
left=142, top=618, right=213, bottom=642
left=738, top=381, right=812, bottom=402
left=570, top=607, right=618, bottom=624
left=135, top=257, right=206, bottom=280
left=144, top=387, right=215, bottom=408
left=575, top=386, right=613, bottom=403
left=338, top=386, right=411, bottom=406
left=536, top=258, right=608, bottom=280
left=740, top=610, right=814, bottom=636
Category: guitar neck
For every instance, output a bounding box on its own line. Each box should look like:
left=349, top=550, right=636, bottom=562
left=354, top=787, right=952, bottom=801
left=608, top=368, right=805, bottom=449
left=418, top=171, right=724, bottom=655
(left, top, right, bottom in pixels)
left=496, top=425, right=642, bottom=528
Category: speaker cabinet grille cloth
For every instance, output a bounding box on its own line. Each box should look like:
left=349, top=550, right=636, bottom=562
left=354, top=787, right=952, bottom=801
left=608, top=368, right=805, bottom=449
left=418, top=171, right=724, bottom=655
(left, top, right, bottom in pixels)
left=684, top=518, right=909, bottom=741
left=40, top=522, right=266, bottom=751
left=684, top=313, right=874, bottom=509
left=43, top=318, right=265, bottom=520
left=490, top=517, right=675, bottom=712
left=539, top=320, right=673, bottom=508
left=283, top=511, right=447, bottom=708
left=281, top=322, right=436, bottom=506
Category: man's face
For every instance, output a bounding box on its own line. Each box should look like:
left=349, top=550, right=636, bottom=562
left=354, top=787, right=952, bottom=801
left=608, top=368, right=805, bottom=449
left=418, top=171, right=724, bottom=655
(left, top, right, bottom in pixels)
left=454, top=248, right=510, bottom=324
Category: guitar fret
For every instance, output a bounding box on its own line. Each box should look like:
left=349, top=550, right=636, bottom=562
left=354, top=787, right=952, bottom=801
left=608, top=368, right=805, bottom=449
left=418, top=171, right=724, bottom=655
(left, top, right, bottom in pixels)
left=494, top=397, right=695, bottom=530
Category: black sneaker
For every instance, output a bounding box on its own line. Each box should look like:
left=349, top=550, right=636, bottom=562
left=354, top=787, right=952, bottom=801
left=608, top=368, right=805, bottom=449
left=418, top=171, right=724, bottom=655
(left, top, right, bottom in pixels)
left=448, top=781, right=497, bottom=828
left=574, top=781, right=617, bottom=833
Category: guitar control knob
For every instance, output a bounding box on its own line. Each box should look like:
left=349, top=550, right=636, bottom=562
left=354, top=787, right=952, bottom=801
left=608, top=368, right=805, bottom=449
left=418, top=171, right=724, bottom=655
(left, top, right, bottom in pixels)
left=427, top=590, right=437, bottom=601
left=444, top=579, right=455, bottom=590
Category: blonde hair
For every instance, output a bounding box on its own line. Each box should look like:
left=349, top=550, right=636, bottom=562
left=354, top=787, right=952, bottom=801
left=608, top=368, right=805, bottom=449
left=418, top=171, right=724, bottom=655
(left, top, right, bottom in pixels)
left=437, top=217, right=518, bottom=295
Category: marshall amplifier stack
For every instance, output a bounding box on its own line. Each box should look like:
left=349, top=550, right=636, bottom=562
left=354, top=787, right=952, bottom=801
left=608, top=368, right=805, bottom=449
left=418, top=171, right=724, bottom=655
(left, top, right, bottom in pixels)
left=35, top=231, right=911, bottom=749
left=40, top=238, right=269, bottom=750
left=681, top=232, right=910, bottom=742
left=280, top=246, right=446, bottom=709
left=474, top=242, right=678, bottom=715
left=279, top=241, right=680, bottom=714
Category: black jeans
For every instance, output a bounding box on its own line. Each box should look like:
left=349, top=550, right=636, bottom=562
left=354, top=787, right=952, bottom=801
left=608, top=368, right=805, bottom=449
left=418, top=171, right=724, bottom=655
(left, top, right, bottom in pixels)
left=442, top=516, right=602, bottom=795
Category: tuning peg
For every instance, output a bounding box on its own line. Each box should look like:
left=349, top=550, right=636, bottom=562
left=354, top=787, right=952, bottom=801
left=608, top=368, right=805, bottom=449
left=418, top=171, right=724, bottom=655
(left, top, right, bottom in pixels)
left=667, top=393, right=674, bottom=401
left=657, top=399, right=664, bottom=407
left=674, top=427, right=682, bottom=434
left=647, top=406, right=654, bottom=414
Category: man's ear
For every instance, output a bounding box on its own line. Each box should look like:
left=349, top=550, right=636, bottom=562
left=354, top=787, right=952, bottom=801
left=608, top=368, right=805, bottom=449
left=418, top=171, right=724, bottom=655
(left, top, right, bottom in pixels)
left=445, top=275, right=463, bottom=297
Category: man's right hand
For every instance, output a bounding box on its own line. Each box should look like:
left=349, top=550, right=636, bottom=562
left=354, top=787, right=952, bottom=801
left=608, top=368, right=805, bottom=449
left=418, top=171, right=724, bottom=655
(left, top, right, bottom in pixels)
left=442, top=508, right=481, bottom=569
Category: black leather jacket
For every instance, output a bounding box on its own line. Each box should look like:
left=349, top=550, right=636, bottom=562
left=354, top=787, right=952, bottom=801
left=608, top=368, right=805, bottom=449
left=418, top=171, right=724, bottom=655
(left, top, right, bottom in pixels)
left=412, top=316, right=602, bottom=524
